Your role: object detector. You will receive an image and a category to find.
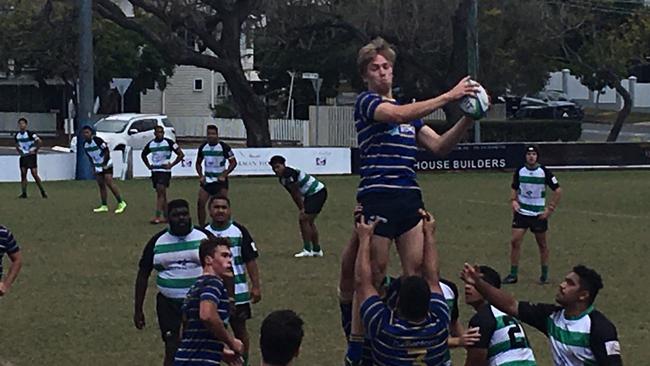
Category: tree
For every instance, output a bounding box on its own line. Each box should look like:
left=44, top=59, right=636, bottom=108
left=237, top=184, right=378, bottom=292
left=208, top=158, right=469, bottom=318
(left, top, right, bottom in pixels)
left=0, top=0, right=174, bottom=115
left=257, top=0, right=563, bottom=124
left=546, top=1, right=650, bottom=141
left=95, top=0, right=272, bottom=147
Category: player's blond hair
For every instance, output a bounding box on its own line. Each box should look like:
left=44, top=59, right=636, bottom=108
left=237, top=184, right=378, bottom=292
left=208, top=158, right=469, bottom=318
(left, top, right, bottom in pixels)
left=357, top=37, right=396, bottom=77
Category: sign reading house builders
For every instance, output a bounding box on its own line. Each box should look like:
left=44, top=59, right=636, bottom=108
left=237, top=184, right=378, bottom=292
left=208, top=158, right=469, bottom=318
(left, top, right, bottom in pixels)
left=415, top=143, right=526, bottom=171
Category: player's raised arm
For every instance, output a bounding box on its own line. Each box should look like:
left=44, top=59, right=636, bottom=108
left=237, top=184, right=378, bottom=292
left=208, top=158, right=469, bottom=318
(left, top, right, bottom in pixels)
left=460, top=263, right=519, bottom=317
left=354, top=216, right=379, bottom=302
left=374, top=76, right=479, bottom=124
left=421, top=210, right=442, bottom=294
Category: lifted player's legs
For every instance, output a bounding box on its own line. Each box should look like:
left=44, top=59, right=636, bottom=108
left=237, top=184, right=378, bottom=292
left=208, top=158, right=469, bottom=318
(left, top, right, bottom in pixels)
left=504, top=228, right=527, bottom=284
left=370, top=235, right=391, bottom=289
left=534, top=231, right=549, bottom=283
left=395, top=220, right=425, bottom=277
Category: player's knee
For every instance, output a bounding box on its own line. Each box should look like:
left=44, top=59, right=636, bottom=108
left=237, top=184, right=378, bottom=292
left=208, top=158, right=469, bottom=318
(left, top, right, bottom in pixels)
left=510, top=239, right=522, bottom=248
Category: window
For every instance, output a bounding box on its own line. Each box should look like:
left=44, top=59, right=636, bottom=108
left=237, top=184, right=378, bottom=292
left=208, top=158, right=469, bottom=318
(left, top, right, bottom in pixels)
left=130, top=120, right=146, bottom=132
left=194, top=78, right=204, bottom=91
left=162, top=118, right=174, bottom=128
left=141, top=119, right=158, bottom=131
left=216, top=82, right=229, bottom=97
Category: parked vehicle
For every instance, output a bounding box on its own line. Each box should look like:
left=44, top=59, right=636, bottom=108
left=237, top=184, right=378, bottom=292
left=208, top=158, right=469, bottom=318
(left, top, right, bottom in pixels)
left=71, top=114, right=176, bottom=151
left=514, top=90, right=584, bottom=120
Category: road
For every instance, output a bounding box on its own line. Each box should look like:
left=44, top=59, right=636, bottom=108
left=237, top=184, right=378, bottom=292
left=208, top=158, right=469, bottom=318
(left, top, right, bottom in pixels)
left=581, top=122, right=650, bottom=142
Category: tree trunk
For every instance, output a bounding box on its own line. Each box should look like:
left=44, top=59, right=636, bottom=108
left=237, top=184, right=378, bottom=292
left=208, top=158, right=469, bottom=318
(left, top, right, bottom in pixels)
left=222, top=62, right=271, bottom=147
left=607, top=80, right=632, bottom=142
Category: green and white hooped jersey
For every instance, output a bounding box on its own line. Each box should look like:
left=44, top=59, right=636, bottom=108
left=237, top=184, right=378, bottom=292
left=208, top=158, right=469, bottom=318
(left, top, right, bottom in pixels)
left=198, top=141, right=234, bottom=183
left=470, top=304, right=537, bottom=366
left=14, top=130, right=39, bottom=155
left=83, top=136, right=113, bottom=172
left=143, top=138, right=179, bottom=172
left=511, top=165, right=559, bottom=216
left=517, top=302, right=622, bottom=366
left=150, top=228, right=208, bottom=299
left=279, top=166, right=325, bottom=197
left=205, top=221, right=259, bottom=305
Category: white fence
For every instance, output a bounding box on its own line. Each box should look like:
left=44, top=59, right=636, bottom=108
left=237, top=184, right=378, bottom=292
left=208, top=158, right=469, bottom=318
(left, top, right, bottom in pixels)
left=546, top=69, right=650, bottom=109
left=171, top=117, right=310, bottom=145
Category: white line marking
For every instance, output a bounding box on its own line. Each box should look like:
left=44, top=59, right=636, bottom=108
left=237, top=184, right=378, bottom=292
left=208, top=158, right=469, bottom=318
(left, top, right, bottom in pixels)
left=465, top=199, right=650, bottom=220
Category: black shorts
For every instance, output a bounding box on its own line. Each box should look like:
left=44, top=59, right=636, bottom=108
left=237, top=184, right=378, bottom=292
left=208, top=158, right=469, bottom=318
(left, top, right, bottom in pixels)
left=304, top=188, right=328, bottom=215
left=231, top=303, right=252, bottom=322
left=359, top=190, right=424, bottom=240
left=512, top=211, right=548, bottom=233
left=151, top=172, right=171, bottom=188
left=96, top=167, right=114, bottom=176
left=19, top=154, right=37, bottom=169
left=202, top=179, right=229, bottom=196
left=156, top=293, right=183, bottom=343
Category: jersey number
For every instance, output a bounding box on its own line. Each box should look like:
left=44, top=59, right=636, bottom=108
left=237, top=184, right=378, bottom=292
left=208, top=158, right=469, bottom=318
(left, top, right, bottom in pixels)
left=503, top=316, right=527, bottom=349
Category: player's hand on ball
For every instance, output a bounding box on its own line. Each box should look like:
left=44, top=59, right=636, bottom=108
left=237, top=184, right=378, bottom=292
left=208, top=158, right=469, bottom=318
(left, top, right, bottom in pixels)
left=446, top=76, right=480, bottom=101
left=460, top=327, right=482, bottom=347
left=133, top=311, right=145, bottom=329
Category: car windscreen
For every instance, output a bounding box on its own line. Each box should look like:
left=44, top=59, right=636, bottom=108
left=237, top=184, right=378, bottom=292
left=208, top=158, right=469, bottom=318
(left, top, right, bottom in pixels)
left=162, top=118, right=174, bottom=127
left=95, top=119, right=129, bottom=133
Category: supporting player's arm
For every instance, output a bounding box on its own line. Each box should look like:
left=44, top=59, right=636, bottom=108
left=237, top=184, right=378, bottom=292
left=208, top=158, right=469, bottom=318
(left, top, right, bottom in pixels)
left=0, top=250, right=22, bottom=296
left=354, top=216, right=379, bottom=303
left=373, top=76, right=479, bottom=124
left=460, top=263, right=519, bottom=317
left=200, top=300, right=243, bottom=354
left=421, top=210, right=442, bottom=294
left=416, top=118, right=475, bottom=157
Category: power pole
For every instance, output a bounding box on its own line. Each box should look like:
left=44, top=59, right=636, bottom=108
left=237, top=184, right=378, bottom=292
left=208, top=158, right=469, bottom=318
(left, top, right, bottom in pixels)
left=468, top=0, right=481, bottom=143
left=77, top=0, right=94, bottom=179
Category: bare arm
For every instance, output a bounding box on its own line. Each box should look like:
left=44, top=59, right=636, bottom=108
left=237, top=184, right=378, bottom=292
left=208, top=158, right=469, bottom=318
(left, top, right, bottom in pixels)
left=221, top=157, right=237, bottom=178
left=548, top=187, right=562, bottom=212
left=354, top=218, right=378, bottom=303
left=34, top=137, right=42, bottom=152
left=510, top=188, right=520, bottom=212
left=133, top=268, right=151, bottom=329
left=416, top=118, right=475, bottom=157
left=288, top=184, right=304, bottom=211
left=464, top=348, right=489, bottom=366
left=169, top=146, right=185, bottom=168
left=245, top=260, right=261, bottom=303
left=460, top=263, right=519, bottom=317
left=140, top=150, right=152, bottom=170
left=374, top=76, right=478, bottom=124
left=421, top=210, right=442, bottom=294
left=0, top=251, right=22, bottom=296
left=196, top=155, right=204, bottom=181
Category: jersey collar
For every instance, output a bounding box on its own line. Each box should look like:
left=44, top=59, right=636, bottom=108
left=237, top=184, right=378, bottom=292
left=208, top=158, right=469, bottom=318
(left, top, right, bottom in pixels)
left=564, top=305, right=594, bottom=320
left=210, top=220, right=232, bottom=231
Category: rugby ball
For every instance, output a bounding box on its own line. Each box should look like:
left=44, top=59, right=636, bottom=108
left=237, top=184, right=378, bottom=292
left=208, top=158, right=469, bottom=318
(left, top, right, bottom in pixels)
left=460, top=81, right=490, bottom=120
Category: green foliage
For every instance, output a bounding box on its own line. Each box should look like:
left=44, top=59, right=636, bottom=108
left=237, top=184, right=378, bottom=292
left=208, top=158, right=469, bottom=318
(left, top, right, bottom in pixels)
left=427, top=119, right=582, bottom=142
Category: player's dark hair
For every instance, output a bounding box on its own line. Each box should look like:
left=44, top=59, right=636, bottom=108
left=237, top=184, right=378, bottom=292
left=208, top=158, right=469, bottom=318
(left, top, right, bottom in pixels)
left=573, top=265, right=603, bottom=305
left=82, top=125, right=94, bottom=132
left=207, top=124, right=218, bottom=133
left=357, top=37, right=397, bottom=76
left=260, top=310, right=304, bottom=365
left=397, top=276, right=431, bottom=321
left=167, top=199, right=189, bottom=215
left=17, top=117, right=28, bottom=124
left=208, top=195, right=230, bottom=208
left=154, top=125, right=164, bottom=131
left=269, top=155, right=286, bottom=165
left=199, top=238, right=230, bottom=267
left=479, top=265, right=501, bottom=289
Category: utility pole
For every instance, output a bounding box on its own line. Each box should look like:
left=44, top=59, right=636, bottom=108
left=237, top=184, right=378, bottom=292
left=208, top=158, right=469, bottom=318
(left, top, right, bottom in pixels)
left=77, top=0, right=94, bottom=179
left=468, top=0, right=481, bottom=143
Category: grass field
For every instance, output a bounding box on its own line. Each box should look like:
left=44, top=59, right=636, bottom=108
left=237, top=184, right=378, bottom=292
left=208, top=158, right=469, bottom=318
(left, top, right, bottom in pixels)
left=1, top=171, right=649, bottom=365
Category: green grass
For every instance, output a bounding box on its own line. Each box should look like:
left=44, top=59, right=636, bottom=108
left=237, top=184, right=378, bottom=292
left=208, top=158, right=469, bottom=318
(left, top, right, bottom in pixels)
left=1, top=171, right=649, bottom=365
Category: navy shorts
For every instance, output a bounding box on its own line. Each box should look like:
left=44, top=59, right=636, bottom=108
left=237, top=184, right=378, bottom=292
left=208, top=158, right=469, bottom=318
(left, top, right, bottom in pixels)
left=358, top=190, right=424, bottom=239
left=151, top=172, right=171, bottom=188
left=202, top=179, right=229, bottom=196
left=19, top=154, right=37, bottom=169
left=304, top=188, right=328, bottom=215
left=156, top=293, right=182, bottom=344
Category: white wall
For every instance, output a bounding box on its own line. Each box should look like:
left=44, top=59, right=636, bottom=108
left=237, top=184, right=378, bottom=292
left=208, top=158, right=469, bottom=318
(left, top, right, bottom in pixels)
left=0, top=154, right=75, bottom=182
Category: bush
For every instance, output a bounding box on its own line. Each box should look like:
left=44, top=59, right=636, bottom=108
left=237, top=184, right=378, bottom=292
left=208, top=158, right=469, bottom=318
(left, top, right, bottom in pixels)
left=426, top=119, right=582, bottom=142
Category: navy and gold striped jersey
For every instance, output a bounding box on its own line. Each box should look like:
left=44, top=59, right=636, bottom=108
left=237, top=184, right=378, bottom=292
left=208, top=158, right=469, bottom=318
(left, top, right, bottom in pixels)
left=355, top=91, right=425, bottom=199
left=174, top=274, right=230, bottom=365
left=361, top=293, right=450, bottom=366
